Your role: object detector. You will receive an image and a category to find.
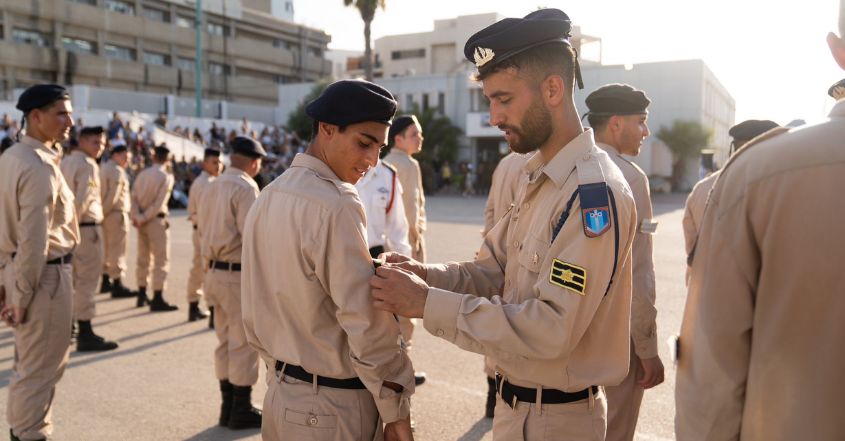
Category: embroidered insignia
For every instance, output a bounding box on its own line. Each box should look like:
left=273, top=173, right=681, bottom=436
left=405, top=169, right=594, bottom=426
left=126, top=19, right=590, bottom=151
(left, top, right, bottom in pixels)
left=549, top=259, right=587, bottom=295
left=377, top=187, right=389, bottom=194
left=578, top=182, right=612, bottom=238
left=88, top=179, right=97, bottom=189
left=474, top=47, right=495, bottom=68
left=639, top=219, right=658, bottom=234
left=583, top=208, right=610, bottom=237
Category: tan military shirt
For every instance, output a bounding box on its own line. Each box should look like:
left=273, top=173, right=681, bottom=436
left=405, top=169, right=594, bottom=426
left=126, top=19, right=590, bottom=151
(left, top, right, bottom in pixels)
left=241, top=153, right=414, bottom=423
left=60, top=150, right=104, bottom=224
left=188, top=171, right=214, bottom=226
left=676, top=100, right=845, bottom=441
left=383, top=149, right=426, bottom=248
left=681, top=172, right=717, bottom=259
left=197, top=168, right=257, bottom=263
left=100, top=159, right=130, bottom=215
left=130, top=164, right=174, bottom=224
left=423, top=130, right=637, bottom=391
left=597, top=143, right=658, bottom=359
left=483, top=152, right=528, bottom=236
left=0, top=136, right=79, bottom=308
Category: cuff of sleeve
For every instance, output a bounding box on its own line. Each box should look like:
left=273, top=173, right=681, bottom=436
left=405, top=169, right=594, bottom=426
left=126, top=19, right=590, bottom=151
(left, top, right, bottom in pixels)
left=422, top=287, right=461, bottom=343
left=633, top=333, right=659, bottom=360
left=373, top=391, right=411, bottom=423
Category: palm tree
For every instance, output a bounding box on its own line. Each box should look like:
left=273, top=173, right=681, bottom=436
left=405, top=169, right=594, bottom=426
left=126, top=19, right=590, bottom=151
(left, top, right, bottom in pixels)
left=343, top=0, right=385, bottom=81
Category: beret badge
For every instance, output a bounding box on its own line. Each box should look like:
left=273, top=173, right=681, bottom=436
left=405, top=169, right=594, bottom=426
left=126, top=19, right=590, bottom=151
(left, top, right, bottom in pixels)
left=473, top=47, right=495, bottom=68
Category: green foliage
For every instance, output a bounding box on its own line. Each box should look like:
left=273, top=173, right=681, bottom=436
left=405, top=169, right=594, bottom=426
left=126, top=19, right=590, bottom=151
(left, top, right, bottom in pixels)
left=342, top=0, right=386, bottom=81
left=656, top=120, right=712, bottom=189
left=285, top=81, right=330, bottom=140
left=397, top=105, right=463, bottom=193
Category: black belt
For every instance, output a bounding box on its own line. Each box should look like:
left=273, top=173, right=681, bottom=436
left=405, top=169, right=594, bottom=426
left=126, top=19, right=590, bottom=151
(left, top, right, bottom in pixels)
left=156, top=213, right=166, bottom=218
left=209, top=260, right=241, bottom=272
left=495, top=373, right=597, bottom=408
left=79, top=222, right=100, bottom=227
left=275, top=361, right=366, bottom=390
left=11, top=252, right=73, bottom=265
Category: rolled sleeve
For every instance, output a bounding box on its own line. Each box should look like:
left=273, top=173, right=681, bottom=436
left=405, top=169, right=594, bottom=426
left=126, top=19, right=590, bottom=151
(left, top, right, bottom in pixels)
left=422, top=287, right=463, bottom=343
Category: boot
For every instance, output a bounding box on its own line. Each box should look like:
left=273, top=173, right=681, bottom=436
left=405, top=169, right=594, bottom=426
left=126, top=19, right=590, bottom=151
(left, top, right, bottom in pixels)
left=149, top=290, right=178, bottom=312
left=219, top=380, right=233, bottom=427
left=76, top=320, right=119, bottom=352
left=10, top=428, right=44, bottom=441
left=136, top=286, right=150, bottom=307
left=188, top=301, right=210, bottom=322
left=228, top=385, right=262, bottom=430
left=111, top=278, right=136, bottom=298
left=485, top=376, right=496, bottom=418
left=208, top=306, right=215, bottom=329
left=100, top=274, right=112, bottom=293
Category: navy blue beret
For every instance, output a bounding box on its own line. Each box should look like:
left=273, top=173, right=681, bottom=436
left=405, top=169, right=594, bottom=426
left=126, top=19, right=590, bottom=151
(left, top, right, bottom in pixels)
left=306, top=80, right=397, bottom=127
left=204, top=147, right=222, bottom=158
left=585, top=84, right=651, bottom=117
left=79, top=126, right=105, bottom=137
left=16, top=84, right=70, bottom=112
left=111, top=144, right=128, bottom=154
left=829, top=78, right=845, bottom=99
left=388, top=115, right=419, bottom=142
left=729, top=120, right=779, bottom=141
left=154, top=145, right=170, bottom=156
left=231, top=136, right=266, bottom=158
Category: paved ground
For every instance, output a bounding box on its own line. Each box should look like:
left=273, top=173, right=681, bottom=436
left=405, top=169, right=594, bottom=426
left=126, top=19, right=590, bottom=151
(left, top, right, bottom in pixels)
left=0, top=194, right=689, bottom=440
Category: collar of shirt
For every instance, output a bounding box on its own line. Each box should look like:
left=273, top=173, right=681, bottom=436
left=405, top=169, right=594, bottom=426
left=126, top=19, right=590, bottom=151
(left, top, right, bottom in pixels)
left=21, top=135, right=60, bottom=165
left=358, top=161, right=385, bottom=185
left=290, top=153, right=343, bottom=183
left=222, top=166, right=251, bottom=181
left=595, top=142, right=623, bottom=159
left=70, top=149, right=97, bottom=165
left=829, top=99, right=845, bottom=118
left=523, top=129, right=596, bottom=189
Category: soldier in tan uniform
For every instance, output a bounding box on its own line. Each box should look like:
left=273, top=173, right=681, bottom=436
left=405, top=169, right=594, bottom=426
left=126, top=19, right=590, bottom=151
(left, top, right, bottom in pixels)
left=584, top=84, right=664, bottom=441
left=0, top=85, right=79, bottom=441
left=186, top=147, right=221, bottom=322
left=675, top=30, right=845, bottom=440
left=241, top=79, right=415, bottom=441
left=99, top=143, right=136, bottom=298
left=198, top=137, right=265, bottom=430
left=60, top=126, right=119, bottom=352
left=131, top=145, right=178, bottom=311
left=371, top=10, right=637, bottom=441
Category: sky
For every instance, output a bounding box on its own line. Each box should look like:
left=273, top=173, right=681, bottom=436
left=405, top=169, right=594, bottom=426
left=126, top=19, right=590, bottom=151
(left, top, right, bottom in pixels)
left=294, top=0, right=842, bottom=125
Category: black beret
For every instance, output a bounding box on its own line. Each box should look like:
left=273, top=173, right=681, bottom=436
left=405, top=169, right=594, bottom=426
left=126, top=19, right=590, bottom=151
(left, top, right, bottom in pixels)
left=829, top=78, right=845, bottom=99
left=388, top=115, right=419, bottom=142
left=231, top=136, right=267, bottom=159
left=16, top=84, right=70, bottom=112
left=79, top=126, right=105, bottom=137
left=154, top=145, right=170, bottom=156
left=204, top=147, right=222, bottom=158
left=585, top=84, right=651, bottom=118
left=306, top=79, right=397, bottom=127
left=111, top=144, right=128, bottom=154
left=729, top=120, right=780, bottom=141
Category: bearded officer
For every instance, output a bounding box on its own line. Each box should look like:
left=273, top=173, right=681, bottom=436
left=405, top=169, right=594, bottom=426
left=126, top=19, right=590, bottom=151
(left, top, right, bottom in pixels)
left=100, top=143, right=136, bottom=298
left=131, top=145, right=178, bottom=311
left=241, top=79, right=415, bottom=441
left=372, top=9, right=637, bottom=440
left=0, top=84, right=80, bottom=441
left=186, top=147, right=221, bottom=322
left=198, top=137, right=265, bottom=430
left=584, top=84, right=664, bottom=441
left=60, top=125, right=119, bottom=351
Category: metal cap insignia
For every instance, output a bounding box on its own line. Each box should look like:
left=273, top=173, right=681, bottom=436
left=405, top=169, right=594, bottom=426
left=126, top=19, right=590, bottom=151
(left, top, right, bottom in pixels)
left=473, top=47, right=495, bottom=68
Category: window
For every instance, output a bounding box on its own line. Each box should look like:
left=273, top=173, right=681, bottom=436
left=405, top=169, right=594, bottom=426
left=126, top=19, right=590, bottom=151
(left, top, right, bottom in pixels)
left=103, top=43, right=135, bottom=61
left=405, top=94, right=414, bottom=110
left=437, top=92, right=445, bottom=115
left=176, top=15, right=193, bottom=29
left=209, top=62, right=230, bottom=76
left=12, top=29, right=50, bottom=47
left=69, top=0, right=97, bottom=5
left=143, top=51, right=170, bottom=66
left=177, top=57, right=195, bottom=71
left=273, top=39, right=294, bottom=50
left=422, top=93, right=429, bottom=111
left=207, top=22, right=229, bottom=36
left=104, top=0, right=135, bottom=15
left=390, top=48, right=425, bottom=60
left=307, top=46, right=322, bottom=57
left=143, top=7, right=169, bottom=23
left=62, top=37, right=96, bottom=54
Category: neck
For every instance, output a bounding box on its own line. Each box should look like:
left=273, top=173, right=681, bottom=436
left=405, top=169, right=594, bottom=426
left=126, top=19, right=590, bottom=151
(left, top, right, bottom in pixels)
left=305, top=140, right=330, bottom=166
left=25, top=127, right=54, bottom=145
left=594, top=132, right=620, bottom=153
left=393, top=145, right=413, bottom=155
left=538, top=101, right=584, bottom=162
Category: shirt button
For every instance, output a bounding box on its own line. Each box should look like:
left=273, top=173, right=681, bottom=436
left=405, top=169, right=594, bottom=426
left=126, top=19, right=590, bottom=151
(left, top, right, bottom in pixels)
left=523, top=203, right=530, bottom=209
left=436, top=329, right=445, bottom=336
left=513, top=241, right=520, bottom=248
left=532, top=254, right=539, bottom=265
left=308, top=415, right=318, bottom=426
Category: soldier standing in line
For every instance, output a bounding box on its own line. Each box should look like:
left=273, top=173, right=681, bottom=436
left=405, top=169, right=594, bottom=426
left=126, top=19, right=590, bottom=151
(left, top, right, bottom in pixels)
left=198, top=137, right=265, bottom=430
left=186, top=147, right=221, bottom=323
left=100, top=143, right=137, bottom=299
left=60, top=126, right=119, bottom=352
left=355, top=159, right=412, bottom=259
left=131, top=145, right=178, bottom=311
left=584, top=84, right=665, bottom=441
left=0, top=84, right=79, bottom=441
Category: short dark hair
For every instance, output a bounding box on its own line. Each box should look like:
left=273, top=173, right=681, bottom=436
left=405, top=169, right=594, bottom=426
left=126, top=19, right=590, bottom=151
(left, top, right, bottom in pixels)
left=587, top=114, right=612, bottom=132
left=475, top=42, right=576, bottom=90
left=154, top=150, right=169, bottom=162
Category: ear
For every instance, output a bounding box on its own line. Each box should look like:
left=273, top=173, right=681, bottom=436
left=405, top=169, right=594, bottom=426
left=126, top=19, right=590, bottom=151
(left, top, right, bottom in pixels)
left=541, top=74, right=565, bottom=107
left=608, top=115, right=623, bottom=132
left=319, top=122, right=338, bottom=139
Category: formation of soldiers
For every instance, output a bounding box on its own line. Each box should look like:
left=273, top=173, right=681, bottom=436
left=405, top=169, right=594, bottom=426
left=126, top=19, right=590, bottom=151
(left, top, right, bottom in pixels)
left=1, top=6, right=844, bottom=441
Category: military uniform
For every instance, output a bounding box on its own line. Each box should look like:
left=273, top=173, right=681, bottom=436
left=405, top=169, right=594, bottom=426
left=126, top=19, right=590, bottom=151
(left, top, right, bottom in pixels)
left=187, top=170, right=214, bottom=306
left=676, top=98, right=845, bottom=441
left=383, top=148, right=426, bottom=262
left=681, top=173, right=716, bottom=277
left=482, top=152, right=528, bottom=236
left=354, top=160, right=412, bottom=258
left=100, top=157, right=131, bottom=285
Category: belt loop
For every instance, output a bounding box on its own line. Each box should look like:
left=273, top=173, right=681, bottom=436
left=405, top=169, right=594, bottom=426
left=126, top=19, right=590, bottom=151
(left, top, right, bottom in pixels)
left=536, top=386, right=543, bottom=416
left=588, top=386, right=595, bottom=411
left=312, top=374, right=318, bottom=394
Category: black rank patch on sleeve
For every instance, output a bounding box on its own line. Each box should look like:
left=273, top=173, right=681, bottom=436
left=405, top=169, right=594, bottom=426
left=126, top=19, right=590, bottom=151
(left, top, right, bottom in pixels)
left=549, top=259, right=587, bottom=295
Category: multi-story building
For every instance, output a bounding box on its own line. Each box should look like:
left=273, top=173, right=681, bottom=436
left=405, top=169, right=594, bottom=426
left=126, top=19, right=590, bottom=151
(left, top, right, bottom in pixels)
left=0, top=0, right=330, bottom=109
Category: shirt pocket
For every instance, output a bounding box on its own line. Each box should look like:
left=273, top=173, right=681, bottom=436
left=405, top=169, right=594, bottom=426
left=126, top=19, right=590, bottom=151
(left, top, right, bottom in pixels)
left=53, top=177, right=75, bottom=228
left=517, top=233, right=549, bottom=274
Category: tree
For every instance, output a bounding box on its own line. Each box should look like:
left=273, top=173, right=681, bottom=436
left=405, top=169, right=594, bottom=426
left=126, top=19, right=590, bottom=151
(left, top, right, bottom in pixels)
left=656, top=120, right=712, bottom=191
left=343, top=0, right=385, bottom=81
left=392, top=105, right=463, bottom=193
left=285, top=81, right=330, bottom=140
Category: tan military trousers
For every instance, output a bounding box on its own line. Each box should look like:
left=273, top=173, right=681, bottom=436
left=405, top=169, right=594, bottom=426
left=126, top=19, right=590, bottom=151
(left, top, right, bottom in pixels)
left=399, top=317, right=415, bottom=350
left=412, top=236, right=426, bottom=265
left=205, top=269, right=258, bottom=386
left=4, top=262, right=73, bottom=441
left=605, top=343, right=644, bottom=441
left=186, top=227, right=204, bottom=303
left=73, top=226, right=104, bottom=321
left=102, top=211, right=128, bottom=280
left=492, top=388, right=607, bottom=441
left=262, top=369, right=383, bottom=441
left=136, top=216, right=169, bottom=291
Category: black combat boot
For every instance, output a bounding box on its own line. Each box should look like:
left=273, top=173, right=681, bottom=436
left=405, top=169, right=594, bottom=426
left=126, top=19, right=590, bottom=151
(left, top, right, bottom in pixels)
left=10, top=428, right=44, bottom=441
left=228, top=385, right=262, bottom=430
left=219, top=380, right=233, bottom=427
left=149, top=290, right=178, bottom=312
left=136, top=286, right=149, bottom=307
left=76, top=320, right=119, bottom=352
left=208, top=306, right=215, bottom=329
left=100, top=274, right=112, bottom=293
left=485, top=376, right=497, bottom=418
left=188, top=301, right=209, bottom=322
left=111, top=278, right=136, bottom=298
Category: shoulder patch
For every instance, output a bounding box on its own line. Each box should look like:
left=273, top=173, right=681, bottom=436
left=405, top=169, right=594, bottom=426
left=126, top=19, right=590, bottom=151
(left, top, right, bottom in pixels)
left=549, top=259, right=587, bottom=295
left=575, top=152, right=612, bottom=238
